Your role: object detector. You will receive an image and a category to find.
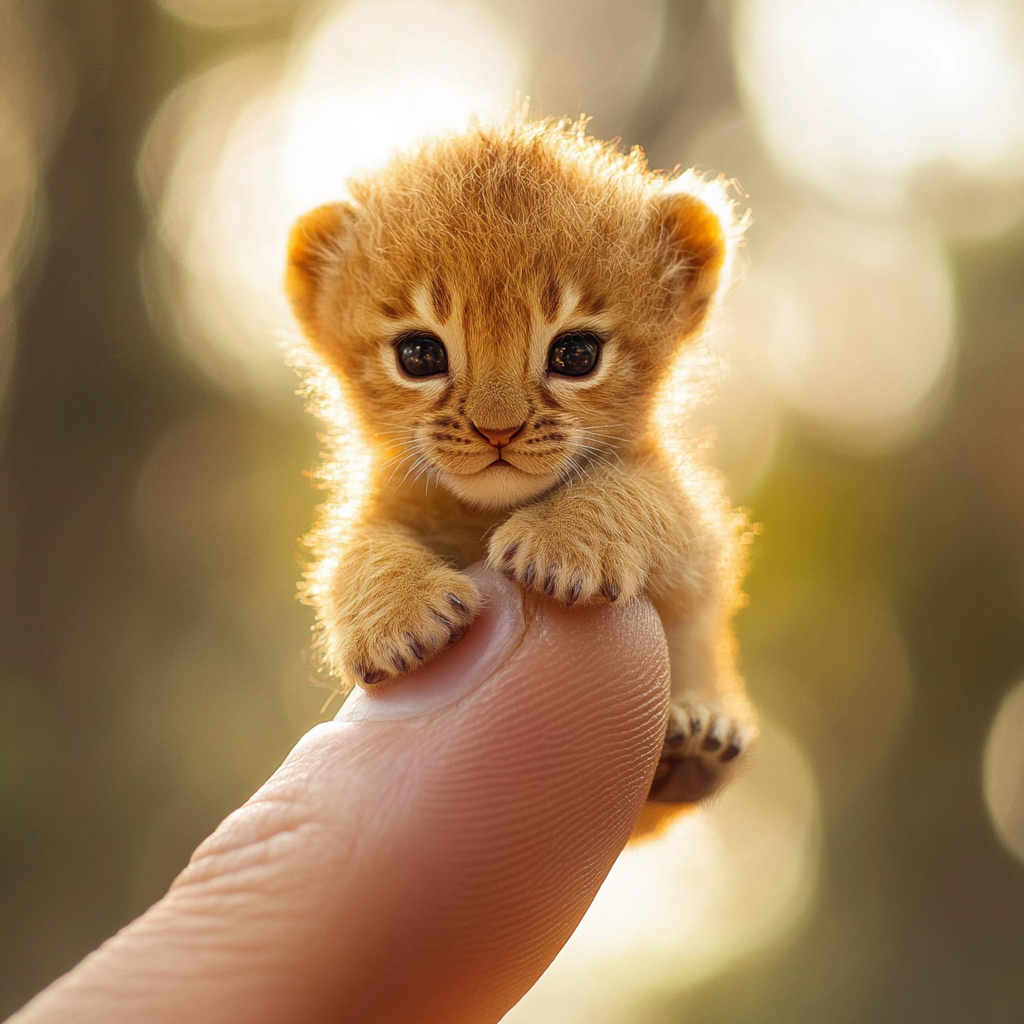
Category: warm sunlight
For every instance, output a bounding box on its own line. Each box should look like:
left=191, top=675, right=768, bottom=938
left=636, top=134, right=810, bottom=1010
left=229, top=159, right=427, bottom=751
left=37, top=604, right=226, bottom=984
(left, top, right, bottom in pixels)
left=140, top=0, right=523, bottom=398
left=735, top=0, right=1024, bottom=210
left=505, top=724, right=820, bottom=1024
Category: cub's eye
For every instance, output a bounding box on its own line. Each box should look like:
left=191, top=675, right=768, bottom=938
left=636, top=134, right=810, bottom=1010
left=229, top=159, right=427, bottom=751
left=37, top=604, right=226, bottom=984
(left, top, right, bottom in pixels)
left=396, top=334, right=448, bottom=377
left=547, top=331, right=602, bottom=377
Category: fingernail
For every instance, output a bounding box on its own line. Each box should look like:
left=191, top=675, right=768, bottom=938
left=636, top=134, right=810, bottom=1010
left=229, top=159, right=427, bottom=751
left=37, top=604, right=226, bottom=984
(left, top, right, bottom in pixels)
left=335, top=566, right=524, bottom=722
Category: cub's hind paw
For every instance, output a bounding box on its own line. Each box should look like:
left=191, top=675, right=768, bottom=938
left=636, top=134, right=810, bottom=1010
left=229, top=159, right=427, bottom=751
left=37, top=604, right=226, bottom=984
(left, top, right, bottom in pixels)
left=647, top=703, right=753, bottom=804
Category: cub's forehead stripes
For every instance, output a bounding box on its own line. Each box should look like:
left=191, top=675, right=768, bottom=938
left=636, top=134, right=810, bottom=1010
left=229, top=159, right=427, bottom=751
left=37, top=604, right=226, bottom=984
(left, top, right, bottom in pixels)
left=430, top=274, right=453, bottom=326
left=539, top=277, right=561, bottom=323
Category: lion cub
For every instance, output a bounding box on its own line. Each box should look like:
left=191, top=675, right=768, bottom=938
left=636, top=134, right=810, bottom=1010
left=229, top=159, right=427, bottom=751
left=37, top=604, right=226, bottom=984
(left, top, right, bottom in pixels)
left=286, top=118, right=754, bottom=806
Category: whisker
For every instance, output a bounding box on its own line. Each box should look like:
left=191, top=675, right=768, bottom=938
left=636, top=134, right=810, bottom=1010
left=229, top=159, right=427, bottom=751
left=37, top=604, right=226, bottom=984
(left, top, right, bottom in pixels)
left=573, top=443, right=621, bottom=469
left=560, top=453, right=589, bottom=489
left=379, top=446, right=415, bottom=471
left=578, top=430, right=628, bottom=447
left=384, top=457, right=417, bottom=490
left=379, top=437, right=424, bottom=488
left=409, top=457, right=435, bottom=492
left=579, top=426, right=629, bottom=441
left=396, top=446, right=430, bottom=489
left=375, top=432, right=418, bottom=443
left=378, top=419, right=421, bottom=429
left=564, top=444, right=619, bottom=478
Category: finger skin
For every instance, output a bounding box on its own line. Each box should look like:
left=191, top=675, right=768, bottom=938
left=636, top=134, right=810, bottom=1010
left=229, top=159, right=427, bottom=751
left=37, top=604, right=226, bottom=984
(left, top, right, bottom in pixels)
left=10, top=569, right=670, bottom=1024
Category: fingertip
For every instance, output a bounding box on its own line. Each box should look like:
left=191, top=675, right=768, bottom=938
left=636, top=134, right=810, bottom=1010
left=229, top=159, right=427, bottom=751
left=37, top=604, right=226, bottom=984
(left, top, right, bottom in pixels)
left=278, top=575, right=672, bottom=1021
left=338, top=584, right=670, bottom=1021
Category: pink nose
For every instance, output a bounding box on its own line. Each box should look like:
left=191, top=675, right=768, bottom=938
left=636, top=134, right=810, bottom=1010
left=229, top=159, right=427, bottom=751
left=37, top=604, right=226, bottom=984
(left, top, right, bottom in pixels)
left=472, top=422, right=525, bottom=447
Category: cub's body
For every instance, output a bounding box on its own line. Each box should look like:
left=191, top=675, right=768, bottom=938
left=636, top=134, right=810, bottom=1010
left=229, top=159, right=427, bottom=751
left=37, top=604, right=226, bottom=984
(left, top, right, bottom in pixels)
left=287, top=118, right=755, bottom=809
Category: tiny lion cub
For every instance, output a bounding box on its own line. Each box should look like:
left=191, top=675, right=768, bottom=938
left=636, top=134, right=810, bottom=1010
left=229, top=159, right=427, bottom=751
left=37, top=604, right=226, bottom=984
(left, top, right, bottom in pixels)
left=286, top=117, right=755, bottom=806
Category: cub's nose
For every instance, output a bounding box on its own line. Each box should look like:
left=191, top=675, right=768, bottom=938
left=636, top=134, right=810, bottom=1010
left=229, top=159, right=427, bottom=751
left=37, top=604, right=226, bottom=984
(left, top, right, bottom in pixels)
left=472, top=422, right=526, bottom=447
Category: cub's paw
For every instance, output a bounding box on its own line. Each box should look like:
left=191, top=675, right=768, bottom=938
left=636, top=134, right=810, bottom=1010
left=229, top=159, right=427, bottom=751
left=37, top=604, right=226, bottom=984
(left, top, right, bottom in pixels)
left=647, top=702, right=753, bottom=804
left=335, top=568, right=480, bottom=688
left=487, top=507, right=644, bottom=606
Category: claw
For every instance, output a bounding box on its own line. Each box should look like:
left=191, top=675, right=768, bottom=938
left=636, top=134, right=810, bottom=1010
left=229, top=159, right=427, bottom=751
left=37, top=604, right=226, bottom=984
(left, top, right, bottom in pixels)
left=523, top=561, right=536, bottom=587
left=501, top=543, right=518, bottom=564
left=603, top=583, right=620, bottom=603
left=543, top=576, right=557, bottom=597
left=568, top=580, right=582, bottom=605
left=404, top=633, right=425, bottom=662
left=447, top=593, right=467, bottom=613
left=357, top=665, right=388, bottom=686
left=430, top=610, right=455, bottom=629
left=664, top=728, right=686, bottom=750
left=701, top=716, right=725, bottom=752
left=651, top=704, right=752, bottom=803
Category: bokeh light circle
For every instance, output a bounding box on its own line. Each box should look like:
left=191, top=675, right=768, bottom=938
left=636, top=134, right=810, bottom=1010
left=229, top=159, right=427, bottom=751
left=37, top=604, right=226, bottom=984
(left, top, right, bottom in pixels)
left=734, top=0, right=1024, bottom=211
left=503, top=723, right=820, bottom=1024
left=984, top=679, right=1024, bottom=866
left=736, top=207, right=953, bottom=449
left=140, top=0, right=525, bottom=400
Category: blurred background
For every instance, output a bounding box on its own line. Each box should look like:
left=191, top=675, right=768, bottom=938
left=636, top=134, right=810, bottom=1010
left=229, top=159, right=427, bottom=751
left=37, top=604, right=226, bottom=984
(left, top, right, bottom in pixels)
left=1, top=0, right=1024, bottom=1019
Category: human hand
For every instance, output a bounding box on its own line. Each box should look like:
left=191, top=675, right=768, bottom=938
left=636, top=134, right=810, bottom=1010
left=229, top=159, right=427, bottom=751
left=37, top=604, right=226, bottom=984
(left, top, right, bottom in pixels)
left=8, top=567, right=670, bottom=1024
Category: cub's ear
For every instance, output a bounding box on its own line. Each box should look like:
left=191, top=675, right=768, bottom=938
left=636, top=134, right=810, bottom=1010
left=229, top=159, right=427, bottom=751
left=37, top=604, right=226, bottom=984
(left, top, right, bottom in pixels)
left=285, top=202, right=357, bottom=333
left=653, top=181, right=736, bottom=333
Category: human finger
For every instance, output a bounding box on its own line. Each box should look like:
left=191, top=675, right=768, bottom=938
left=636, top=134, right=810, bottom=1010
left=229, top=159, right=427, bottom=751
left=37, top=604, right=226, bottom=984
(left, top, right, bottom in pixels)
left=11, top=567, right=670, bottom=1024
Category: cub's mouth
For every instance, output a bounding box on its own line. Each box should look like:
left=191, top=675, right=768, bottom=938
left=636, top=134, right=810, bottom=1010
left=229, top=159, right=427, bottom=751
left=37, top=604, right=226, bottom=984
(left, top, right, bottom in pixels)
left=477, top=455, right=555, bottom=476
left=438, top=456, right=563, bottom=509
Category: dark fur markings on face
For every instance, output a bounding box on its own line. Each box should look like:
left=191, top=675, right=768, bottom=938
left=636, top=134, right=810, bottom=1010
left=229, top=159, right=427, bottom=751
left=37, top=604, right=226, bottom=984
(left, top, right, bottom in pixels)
left=380, top=293, right=415, bottom=320
left=540, top=277, right=562, bottom=323
left=578, top=287, right=607, bottom=316
left=430, top=275, right=453, bottom=325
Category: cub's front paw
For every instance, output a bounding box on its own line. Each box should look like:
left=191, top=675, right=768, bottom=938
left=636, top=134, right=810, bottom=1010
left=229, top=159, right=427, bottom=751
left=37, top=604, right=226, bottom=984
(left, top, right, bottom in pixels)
left=647, top=702, right=753, bottom=804
left=487, top=506, right=645, bottom=605
left=334, top=567, right=480, bottom=688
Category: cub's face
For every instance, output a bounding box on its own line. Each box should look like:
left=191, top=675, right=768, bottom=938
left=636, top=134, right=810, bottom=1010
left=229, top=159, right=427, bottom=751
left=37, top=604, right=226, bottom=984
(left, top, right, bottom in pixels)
left=340, top=275, right=656, bottom=509
left=285, top=127, right=731, bottom=510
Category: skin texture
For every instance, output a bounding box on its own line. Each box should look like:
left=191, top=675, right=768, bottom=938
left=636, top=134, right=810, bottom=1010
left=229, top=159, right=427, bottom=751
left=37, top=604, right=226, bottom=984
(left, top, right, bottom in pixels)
left=289, top=118, right=755, bottom=806
left=9, top=569, right=671, bottom=1024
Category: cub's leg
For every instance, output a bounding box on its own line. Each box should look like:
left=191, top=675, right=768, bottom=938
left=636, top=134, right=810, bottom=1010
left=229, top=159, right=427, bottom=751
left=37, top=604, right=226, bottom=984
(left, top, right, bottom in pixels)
left=313, top=528, right=480, bottom=688
left=647, top=601, right=755, bottom=805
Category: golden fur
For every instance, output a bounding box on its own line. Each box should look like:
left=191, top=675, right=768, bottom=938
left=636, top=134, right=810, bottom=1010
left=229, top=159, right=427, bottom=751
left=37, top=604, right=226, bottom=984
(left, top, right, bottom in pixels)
left=286, top=117, right=755, bottom=811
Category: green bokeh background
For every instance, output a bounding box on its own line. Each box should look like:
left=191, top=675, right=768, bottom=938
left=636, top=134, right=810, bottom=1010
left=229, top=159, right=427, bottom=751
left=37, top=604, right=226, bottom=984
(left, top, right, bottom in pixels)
left=1, top=2, right=1023, bottom=1020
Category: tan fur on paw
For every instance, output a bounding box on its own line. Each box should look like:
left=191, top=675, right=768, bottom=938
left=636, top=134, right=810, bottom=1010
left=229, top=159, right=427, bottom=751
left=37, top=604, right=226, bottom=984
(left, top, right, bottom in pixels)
left=647, top=702, right=753, bottom=804
left=327, top=551, right=480, bottom=687
left=487, top=498, right=645, bottom=606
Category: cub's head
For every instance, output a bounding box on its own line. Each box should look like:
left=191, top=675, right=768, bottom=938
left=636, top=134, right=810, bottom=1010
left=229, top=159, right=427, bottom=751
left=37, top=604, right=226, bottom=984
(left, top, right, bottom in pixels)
left=286, top=119, right=739, bottom=510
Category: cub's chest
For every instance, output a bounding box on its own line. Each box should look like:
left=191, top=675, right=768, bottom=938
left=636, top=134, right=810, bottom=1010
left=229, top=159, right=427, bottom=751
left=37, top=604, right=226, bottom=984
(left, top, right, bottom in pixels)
left=375, top=483, right=509, bottom=568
